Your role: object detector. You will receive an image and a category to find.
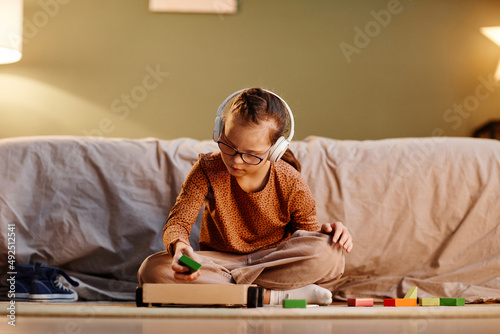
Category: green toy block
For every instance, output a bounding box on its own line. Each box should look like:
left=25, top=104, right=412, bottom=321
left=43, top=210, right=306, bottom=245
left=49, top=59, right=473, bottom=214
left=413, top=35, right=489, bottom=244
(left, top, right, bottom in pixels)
left=283, top=299, right=307, bottom=308
left=404, top=286, right=418, bottom=299
left=440, top=298, right=465, bottom=306
left=178, top=254, right=202, bottom=273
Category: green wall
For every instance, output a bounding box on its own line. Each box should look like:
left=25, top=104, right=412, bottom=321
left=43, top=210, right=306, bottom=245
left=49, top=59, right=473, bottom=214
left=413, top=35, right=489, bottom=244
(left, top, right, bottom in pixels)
left=1, top=0, right=500, bottom=140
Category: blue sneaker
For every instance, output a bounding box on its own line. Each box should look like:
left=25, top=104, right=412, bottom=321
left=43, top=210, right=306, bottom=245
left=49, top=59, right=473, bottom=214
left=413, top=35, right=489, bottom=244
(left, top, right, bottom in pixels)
left=28, top=261, right=79, bottom=302
left=14, top=263, right=36, bottom=300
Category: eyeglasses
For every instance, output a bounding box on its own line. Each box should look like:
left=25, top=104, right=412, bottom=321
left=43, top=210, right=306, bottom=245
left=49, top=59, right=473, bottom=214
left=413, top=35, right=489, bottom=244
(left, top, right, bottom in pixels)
left=217, top=141, right=272, bottom=165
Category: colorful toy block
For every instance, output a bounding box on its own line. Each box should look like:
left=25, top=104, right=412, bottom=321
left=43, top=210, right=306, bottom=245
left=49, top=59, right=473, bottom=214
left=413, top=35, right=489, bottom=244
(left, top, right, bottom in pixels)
left=178, top=254, right=202, bottom=273
left=283, top=299, right=307, bottom=308
left=404, top=286, right=418, bottom=299
left=419, top=297, right=440, bottom=306
left=384, top=298, right=418, bottom=307
left=440, top=298, right=465, bottom=306
left=347, top=298, right=374, bottom=307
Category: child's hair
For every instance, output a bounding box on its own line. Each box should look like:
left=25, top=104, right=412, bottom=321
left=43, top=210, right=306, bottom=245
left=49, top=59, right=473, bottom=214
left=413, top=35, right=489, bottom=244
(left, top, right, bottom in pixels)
left=224, top=87, right=302, bottom=172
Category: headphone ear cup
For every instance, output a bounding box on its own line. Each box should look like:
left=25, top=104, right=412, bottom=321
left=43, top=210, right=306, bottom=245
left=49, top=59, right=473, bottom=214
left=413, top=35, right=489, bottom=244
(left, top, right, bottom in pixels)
left=213, top=116, right=223, bottom=142
left=268, top=136, right=289, bottom=163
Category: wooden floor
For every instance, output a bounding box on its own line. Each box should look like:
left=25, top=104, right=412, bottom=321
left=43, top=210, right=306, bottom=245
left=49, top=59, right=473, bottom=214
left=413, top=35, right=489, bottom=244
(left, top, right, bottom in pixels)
left=3, top=316, right=500, bottom=334
left=2, top=302, right=500, bottom=334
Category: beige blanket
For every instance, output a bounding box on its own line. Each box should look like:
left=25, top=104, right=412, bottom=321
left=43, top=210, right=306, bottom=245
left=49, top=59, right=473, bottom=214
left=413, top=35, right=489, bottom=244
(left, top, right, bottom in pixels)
left=0, top=135, right=499, bottom=302
left=291, top=137, right=500, bottom=303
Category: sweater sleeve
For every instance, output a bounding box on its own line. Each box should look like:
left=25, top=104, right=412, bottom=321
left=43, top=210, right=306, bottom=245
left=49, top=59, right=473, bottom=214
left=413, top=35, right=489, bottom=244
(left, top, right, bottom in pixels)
left=162, top=158, right=209, bottom=254
left=288, top=171, right=321, bottom=233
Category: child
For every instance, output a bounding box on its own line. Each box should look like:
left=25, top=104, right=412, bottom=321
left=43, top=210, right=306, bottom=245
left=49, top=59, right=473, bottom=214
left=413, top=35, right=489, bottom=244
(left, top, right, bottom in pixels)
left=137, top=88, right=353, bottom=305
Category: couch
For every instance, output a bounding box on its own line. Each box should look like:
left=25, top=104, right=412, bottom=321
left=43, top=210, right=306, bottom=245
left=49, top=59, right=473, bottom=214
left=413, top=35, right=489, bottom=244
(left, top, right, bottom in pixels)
left=1, top=135, right=499, bottom=303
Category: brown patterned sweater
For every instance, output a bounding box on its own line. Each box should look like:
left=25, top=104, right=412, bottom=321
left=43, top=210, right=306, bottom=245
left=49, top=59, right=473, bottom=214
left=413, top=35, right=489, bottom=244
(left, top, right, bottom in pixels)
left=162, top=152, right=320, bottom=254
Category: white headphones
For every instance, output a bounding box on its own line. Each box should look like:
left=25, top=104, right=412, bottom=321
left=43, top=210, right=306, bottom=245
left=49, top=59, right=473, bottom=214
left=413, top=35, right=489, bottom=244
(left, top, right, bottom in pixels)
left=213, top=88, right=295, bottom=163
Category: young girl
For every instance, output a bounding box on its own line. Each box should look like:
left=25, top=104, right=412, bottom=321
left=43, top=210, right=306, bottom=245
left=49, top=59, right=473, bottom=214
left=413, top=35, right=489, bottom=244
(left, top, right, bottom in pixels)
left=138, top=88, right=353, bottom=305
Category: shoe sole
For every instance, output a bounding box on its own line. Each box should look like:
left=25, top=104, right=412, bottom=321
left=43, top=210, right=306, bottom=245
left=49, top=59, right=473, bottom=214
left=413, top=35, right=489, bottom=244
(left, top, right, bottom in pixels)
left=14, top=293, right=30, bottom=300
left=29, top=294, right=78, bottom=302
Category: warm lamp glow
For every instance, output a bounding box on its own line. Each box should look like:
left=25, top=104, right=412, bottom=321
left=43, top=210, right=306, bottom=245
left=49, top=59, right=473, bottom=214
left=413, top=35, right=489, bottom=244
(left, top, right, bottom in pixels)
left=0, top=0, right=23, bottom=64
left=481, top=26, right=500, bottom=80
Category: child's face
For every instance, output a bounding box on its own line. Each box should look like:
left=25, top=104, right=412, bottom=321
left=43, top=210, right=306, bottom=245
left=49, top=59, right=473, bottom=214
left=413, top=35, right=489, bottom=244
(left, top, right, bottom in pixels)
left=219, top=115, right=274, bottom=178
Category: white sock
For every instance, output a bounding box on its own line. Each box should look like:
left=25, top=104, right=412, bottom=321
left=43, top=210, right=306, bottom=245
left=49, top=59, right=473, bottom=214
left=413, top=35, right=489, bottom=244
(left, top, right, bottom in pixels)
left=269, top=284, right=332, bottom=306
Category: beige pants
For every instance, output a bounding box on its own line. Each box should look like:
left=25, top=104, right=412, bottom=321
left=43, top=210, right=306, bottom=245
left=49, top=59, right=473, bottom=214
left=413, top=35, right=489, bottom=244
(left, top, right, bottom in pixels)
left=137, top=230, right=345, bottom=291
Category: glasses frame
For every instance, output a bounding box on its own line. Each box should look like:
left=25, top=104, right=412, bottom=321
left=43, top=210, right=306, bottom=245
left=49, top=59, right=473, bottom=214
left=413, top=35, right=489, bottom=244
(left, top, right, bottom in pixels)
left=217, top=141, right=272, bottom=165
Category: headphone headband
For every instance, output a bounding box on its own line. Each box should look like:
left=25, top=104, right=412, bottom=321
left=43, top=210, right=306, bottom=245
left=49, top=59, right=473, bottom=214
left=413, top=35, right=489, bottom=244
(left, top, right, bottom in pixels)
left=214, top=88, right=294, bottom=141
left=213, top=88, right=295, bottom=162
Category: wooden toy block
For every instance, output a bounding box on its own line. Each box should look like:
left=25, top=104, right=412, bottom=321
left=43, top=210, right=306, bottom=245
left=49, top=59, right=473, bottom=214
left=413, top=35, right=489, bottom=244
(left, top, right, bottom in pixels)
left=178, top=254, right=202, bottom=273
left=136, top=284, right=263, bottom=308
left=440, top=298, right=465, bottom=306
left=347, top=298, right=374, bottom=307
left=404, top=286, right=418, bottom=299
left=419, top=297, right=440, bottom=306
left=384, top=298, right=418, bottom=307
left=283, top=299, right=307, bottom=308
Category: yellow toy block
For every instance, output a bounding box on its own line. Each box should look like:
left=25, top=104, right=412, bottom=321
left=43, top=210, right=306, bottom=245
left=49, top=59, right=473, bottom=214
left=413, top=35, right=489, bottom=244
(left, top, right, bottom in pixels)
left=419, top=297, right=440, bottom=306
left=404, top=286, right=418, bottom=299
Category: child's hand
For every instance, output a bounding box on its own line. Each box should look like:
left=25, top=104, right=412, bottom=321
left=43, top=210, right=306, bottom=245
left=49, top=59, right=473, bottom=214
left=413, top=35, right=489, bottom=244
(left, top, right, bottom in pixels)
left=320, top=222, right=353, bottom=253
left=172, top=242, right=201, bottom=281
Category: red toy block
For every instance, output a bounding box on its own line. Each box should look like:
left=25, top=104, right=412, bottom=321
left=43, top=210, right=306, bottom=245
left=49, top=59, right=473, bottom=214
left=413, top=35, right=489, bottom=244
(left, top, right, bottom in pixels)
left=384, top=298, right=418, bottom=307
left=347, top=298, right=374, bottom=307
